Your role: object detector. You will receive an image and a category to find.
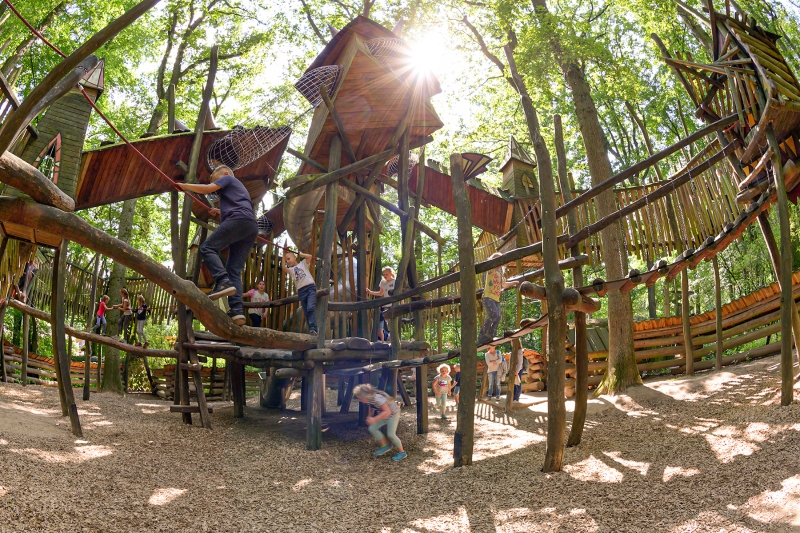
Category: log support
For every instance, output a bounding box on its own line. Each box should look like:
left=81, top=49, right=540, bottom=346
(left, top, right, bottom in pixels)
left=681, top=269, right=694, bottom=376
left=450, top=153, right=477, bottom=468
left=52, top=240, right=81, bottom=437
left=713, top=256, right=723, bottom=372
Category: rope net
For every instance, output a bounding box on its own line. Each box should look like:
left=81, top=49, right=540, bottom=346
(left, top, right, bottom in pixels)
left=385, top=152, right=419, bottom=177
left=294, top=65, right=340, bottom=107
left=206, top=125, right=291, bottom=171
left=365, top=38, right=411, bottom=70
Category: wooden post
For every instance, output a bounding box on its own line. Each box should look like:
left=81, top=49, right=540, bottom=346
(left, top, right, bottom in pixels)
left=52, top=240, right=82, bottom=437
left=0, top=299, right=6, bottom=383
left=681, top=269, right=694, bottom=376
left=712, top=256, right=723, bottom=372
left=756, top=212, right=800, bottom=364
left=316, top=134, right=341, bottom=347
left=505, top=339, right=521, bottom=414
left=436, top=241, right=443, bottom=354
left=766, top=125, right=795, bottom=405
left=306, top=363, right=324, bottom=450
left=167, top=83, right=176, bottom=135
left=415, top=363, right=428, bottom=433
left=664, top=281, right=670, bottom=317
left=21, top=313, right=28, bottom=386
left=555, top=114, right=589, bottom=447
left=231, top=361, right=244, bottom=418
left=356, top=183, right=367, bottom=338
left=450, top=153, right=478, bottom=468
left=83, top=254, right=100, bottom=399
left=535, top=118, right=567, bottom=472
left=358, top=370, right=370, bottom=426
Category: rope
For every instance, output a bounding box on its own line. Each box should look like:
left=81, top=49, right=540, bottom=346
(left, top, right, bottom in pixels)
left=3, top=0, right=302, bottom=254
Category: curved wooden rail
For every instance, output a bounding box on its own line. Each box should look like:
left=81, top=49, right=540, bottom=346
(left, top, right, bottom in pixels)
left=0, top=198, right=316, bottom=351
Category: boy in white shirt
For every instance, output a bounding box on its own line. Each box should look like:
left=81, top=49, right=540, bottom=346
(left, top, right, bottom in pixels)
left=282, top=250, right=318, bottom=335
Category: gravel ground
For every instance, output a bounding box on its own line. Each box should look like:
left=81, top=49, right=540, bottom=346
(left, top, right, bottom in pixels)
left=1, top=355, right=799, bottom=532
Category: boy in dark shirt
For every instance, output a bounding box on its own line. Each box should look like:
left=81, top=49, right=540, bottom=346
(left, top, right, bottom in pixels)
left=177, top=165, right=258, bottom=326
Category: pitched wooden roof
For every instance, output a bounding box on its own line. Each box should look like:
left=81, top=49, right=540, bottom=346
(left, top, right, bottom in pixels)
left=75, top=129, right=288, bottom=210
left=409, top=163, right=513, bottom=236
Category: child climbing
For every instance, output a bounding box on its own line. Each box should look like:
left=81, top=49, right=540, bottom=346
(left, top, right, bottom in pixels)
left=477, top=252, right=519, bottom=346
left=354, top=383, right=406, bottom=461
left=91, top=295, right=110, bottom=335
left=133, top=294, right=149, bottom=347
left=244, top=280, right=270, bottom=328
left=176, top=165, right=259, bottom=327
left=432, top=364, right=452, bottom=419
left=113, top=288, right=133, bottom=343
left=366, top=266, right=395, bottom=342
left=452, top=363, right=461, bottom=404
left=282, top=249, right=317, bottom=335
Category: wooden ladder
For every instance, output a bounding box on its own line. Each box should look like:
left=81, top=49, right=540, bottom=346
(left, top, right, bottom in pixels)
left=170, top=308, right=213, bottom=428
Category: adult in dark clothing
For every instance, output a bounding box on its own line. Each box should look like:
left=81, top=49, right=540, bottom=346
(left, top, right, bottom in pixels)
left=177, top=165, right=258, bottom=326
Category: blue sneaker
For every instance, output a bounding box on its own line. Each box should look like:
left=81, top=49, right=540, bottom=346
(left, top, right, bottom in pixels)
left=391, top=451, right=407, bottom=461
left=373, top=444, right=392, bottom=456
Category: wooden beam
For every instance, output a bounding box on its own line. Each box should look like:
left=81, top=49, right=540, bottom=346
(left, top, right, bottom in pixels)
left=0, top=199, right=316, bottom=350
left=565, top=141, right=739, bottom=251
left=243, top=289, right=329, bottom=309
left=83, top=254, right=100, bottom=400
left=0, top=69, right=38, bottom=139
left=450, top=153, right=477, bottom=468
left=327, top=234, right=569, bottom=312
left=287, top=147, right=327, bottom=173
left=555, top=113, right=738, bottom=221
left=0, top=151, right=75, bottom=211
left=319, top=85, right=356, bottom=164
left=562, top=288, right=601, bottom=314
left=285, top=137, right=432, bottom=199
left=681, top=268, right=694, bottom=376
left=712, top=255, right=723, bottom=372
left=767, top=124, right=796, bottom=405
left=52, top=240, right=82, bottom=437
left=0, top=0, right=159, bottom=150
left=340, top=178, right=407, bottom=218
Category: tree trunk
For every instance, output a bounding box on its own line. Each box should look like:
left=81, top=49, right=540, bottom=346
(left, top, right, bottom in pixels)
left=532, top=0, right=640, bottom=394
left=1, top=1, right=67, bottom=76
left=101, top=198, right=137, bottom=394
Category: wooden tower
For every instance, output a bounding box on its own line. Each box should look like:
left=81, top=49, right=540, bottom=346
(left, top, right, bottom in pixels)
left=16, top=59, right=105, bottom=199
left=499, top=135, right=537, bottom=198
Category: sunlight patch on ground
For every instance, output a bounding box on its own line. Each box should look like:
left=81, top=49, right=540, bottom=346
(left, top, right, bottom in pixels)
left=0, top=486, right=7, bottom=497
left=417, top=408, right=543, bottom=473
left=741, top=474, right=800, bottom=526
left=669, top=510, right=761, bottom=532
left=9, top=444, right=114, bottom=463
left=703, top=433, right=760, bottom=463
left=292, top=478, right=313, bottom=491
left=602, top=451, right=649, bottom=476
left=493, top=506, right=599, bottom=532
left=563, top=455, right=624, bottom=483
left=136, top=402, right=170, bottom=416
left=148, top=488, right=186, bottom=506
left=648, top=371, right=747, bottom=402
left=405, top=506, right=471, bottom=533
left=662, top=466, right=701, bottom=482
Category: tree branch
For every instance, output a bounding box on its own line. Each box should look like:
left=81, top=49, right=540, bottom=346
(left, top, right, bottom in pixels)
left=461, top=16, right=511, bottom=84
left=299, top=0, right=327, bottom=45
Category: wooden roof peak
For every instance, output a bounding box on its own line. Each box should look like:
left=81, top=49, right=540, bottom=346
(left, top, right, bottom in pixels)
left=306, top=16, right=398, bottom=73
left=499, top=135, right=535, bottom=171
left=79, top=58, right=105, bottom=100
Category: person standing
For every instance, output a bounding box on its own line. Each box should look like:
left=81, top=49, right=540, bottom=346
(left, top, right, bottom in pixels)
left=244, top=280, right=270, bottom=327
left=282, top=250, right=318, bottom=335
left=367, top=266, right=396, bottom=342
left=484, top=346, right=502, bottom=399
left=177, top=165, right=258, bottom=326
left=432, top=364, right=452, bottom=419
left=132, top=295, right=149, bottom=347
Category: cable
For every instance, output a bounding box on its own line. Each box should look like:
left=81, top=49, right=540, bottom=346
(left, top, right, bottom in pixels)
left=3, top=0, right=303, bottom=254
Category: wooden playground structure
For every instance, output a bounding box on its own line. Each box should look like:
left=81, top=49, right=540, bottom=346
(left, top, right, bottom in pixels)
left=1, top=0, right=800, bottom=470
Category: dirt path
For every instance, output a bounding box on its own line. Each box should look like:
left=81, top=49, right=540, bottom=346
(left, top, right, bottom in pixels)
left=1, top=356, right=799, bottom=532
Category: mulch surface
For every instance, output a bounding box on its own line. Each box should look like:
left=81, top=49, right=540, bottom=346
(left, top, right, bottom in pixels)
left=1, top=355, right=800, bottom=532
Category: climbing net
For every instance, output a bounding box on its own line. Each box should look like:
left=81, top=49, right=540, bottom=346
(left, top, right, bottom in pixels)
left=294, top=65, right=340, bottom=108
left=206, top=125, right=292, bottom=171
left=385, top=152, right=419, bottom=177
left=365, top=38, right=411, bottom=70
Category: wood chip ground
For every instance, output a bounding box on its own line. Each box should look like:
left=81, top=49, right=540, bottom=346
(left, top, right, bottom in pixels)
left=1, top=355, right=799, bottom=532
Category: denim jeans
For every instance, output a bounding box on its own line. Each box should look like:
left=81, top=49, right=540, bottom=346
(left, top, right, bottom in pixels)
left=480, top=297, right=501, bottom=339
left=92, top=315, right=106, bottom=334
left=435, top=393, right=448, bottom=414
left=134, top=319, right=147, bottom=344
left=297, top=284, right=317, bottom=331
left=513, top=369, right=523, bottom=401
left=368, top=413, right=402, bottom=449
left=200, top=216, right=258, bottom=313
left=487, top=370, right=501, bottom=397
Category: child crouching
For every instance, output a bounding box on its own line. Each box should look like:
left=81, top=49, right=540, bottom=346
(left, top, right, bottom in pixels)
left=354, top=384, right=406, bottom=461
